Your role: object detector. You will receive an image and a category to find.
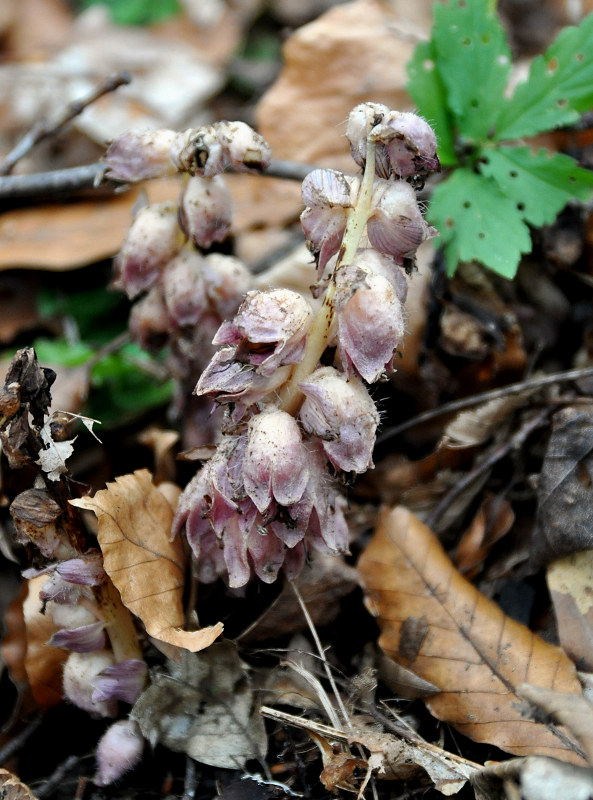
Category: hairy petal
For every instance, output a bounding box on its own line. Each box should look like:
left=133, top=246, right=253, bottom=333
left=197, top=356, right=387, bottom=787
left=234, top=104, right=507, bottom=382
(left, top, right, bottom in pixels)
left=299, top=367, right=379, bottom=473
left=243, top=409, right=310, bottom=512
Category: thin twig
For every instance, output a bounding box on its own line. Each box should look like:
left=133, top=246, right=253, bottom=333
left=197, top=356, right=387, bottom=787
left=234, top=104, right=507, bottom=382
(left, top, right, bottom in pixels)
left=0, top=158, right=317, bottom=202
left=289, top=580, right=351, bottom=729
left=424, top=407, right=551, bottom=532
left=0, top=716, right=42, bottom=765
left=182, top=756, right=197, bottom=800
left=36, top=754, right=81, bottom=799
left=0, top=72, right=132, bottom=176
left=376, top=365, right=593, bottom=446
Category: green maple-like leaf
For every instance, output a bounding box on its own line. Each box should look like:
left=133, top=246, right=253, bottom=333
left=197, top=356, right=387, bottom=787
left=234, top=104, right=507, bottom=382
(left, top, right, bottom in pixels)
left=430, top=0, right=511, bottom=141
left=479, top=146, right=593, bottom=228
left=495, top=13, right=593, bottom=140
left=428, top=169, right=531, bottom=279
left=406, top=39, right=457, bottom=166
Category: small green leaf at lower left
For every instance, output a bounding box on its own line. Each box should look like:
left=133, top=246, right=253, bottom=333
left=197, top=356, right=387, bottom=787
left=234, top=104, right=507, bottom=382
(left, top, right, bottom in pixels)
left=428, top=168, right=532, bottom=278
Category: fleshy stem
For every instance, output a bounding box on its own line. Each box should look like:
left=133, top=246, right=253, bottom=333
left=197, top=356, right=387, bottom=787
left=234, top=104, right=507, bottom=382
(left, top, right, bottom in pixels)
left=94, top=580, right=143, bottom=663
left=279, top=138, right=377, bottom=416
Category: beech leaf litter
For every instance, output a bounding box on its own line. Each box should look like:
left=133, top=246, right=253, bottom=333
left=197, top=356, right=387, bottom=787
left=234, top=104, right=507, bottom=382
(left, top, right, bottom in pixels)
left=72, top=470, right=224, bottom=654
left=3, top=2, right=593, bottom=800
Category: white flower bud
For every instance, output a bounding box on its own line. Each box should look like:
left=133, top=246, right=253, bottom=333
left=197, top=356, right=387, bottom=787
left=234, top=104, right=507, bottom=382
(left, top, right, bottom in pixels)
left=94, top=720, right=144, bottom=786
left=63, top=651, right=117, bottom=718
left=171, top=122, right=272, bottom=177
left=346, top=102, right=391, bottom=169
left=178, top=175, right=232, bottom=248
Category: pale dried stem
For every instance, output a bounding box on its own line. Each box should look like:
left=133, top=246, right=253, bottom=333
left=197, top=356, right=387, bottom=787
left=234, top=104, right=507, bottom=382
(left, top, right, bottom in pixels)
left=94, top=579, right=143, bottom=662
left=289, top=580, right=351, bottom=729
left=279, top=139, right=377, bottom=416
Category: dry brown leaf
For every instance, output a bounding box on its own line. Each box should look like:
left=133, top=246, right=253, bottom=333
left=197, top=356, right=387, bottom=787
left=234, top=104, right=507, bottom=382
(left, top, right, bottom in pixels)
left=532, top=405, right=593, bottom=567
left=455, top=494, right=515, bottom=578
left=358, top=506, right=585, bottom=763
left=0, top=769, right=38, bottom=800
left=0, top=179, right=177, bottom=271
left=71, top=469, right=223, bottom=653
left=23, top=576, right=67, bottom=709
left=132, top=643, right=267, bottom=769
left=547, top=550, right=593, bottom=673
left=517, top=683, right=593, bottom=767
left=443, top=393, right=528, bottom=448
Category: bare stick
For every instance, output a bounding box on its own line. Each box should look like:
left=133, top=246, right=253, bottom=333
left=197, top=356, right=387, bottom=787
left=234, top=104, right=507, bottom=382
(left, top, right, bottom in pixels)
left=425, top=407, right=551, bottom=532
left=0, top=158, right=317, bottom=202
left=0, top=72, right=132, bottom=176
left=36, top=754, right=81, bottom=799
left=0, top=716, right=41, bottom=765
left=376, top=365, right=593, bottom=446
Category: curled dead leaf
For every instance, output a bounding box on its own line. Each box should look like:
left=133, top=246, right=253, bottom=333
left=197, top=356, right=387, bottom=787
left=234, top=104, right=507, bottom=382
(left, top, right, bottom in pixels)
left=358, top=506, right=585, bottom=763
left=517, top=683, right=593, bottom=766
left=0, top=769, right=39, bottom=800
left=71, top=470, right=222, bottom=653
left=548, top=549, right=593, bottom=672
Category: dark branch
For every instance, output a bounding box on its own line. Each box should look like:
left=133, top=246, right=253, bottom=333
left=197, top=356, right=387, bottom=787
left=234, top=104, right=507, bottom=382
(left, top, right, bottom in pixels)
left=0, top=158, right=316, bottom=203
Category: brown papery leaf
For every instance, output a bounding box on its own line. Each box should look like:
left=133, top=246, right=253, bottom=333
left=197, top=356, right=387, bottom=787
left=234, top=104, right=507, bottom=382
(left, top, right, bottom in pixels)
left=71, top=470, right=222, bottom=653
left=517, top=683, right=593, bottom=766
left=547, top=550, right=593, bottom=672
left=532, top=405, right=593, bottom=566
left=358, top=506, right=585, bottom=763
left=0, top=769, right=39, bottom=800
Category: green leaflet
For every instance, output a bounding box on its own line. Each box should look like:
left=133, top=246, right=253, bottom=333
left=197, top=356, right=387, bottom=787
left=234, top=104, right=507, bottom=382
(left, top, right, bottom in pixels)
left=479, top=146, right=593, bottom=228
left=406, top=0, right=593, bottom=278
left=78, top=0, right=181, bottom=25
left=428, top=169, right=531, bottom=279
left=406, top=40, right=457, bottom=166
left=430, top=0, right=511, bottom=141
left=495, top=13, right=593, bottom=141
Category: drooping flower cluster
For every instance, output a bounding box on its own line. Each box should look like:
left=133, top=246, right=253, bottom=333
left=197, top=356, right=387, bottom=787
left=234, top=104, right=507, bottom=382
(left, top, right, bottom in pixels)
left=172, top=102, right=440, bottom=587
left=106, top=121, right=272, bottom=444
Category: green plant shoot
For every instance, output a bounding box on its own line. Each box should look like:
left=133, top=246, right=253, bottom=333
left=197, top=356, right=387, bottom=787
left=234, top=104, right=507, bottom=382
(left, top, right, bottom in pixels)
left=407, top=0, right=593, bottom=278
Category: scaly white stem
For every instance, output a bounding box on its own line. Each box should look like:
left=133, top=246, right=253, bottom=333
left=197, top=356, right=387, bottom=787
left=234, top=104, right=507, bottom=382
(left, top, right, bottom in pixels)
left=279, top=138, right=377, bottom=415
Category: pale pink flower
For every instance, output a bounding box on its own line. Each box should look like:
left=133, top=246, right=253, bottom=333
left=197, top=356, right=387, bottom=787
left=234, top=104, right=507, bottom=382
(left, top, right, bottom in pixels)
left=367, top=180, right=437, bottom=266
left=242, top=408, right=310, bottom=512
left=129, top=287, right=170, bottom=349
left=346, top=103, right=440, bottom=179
left=103, top=129, right=179, bottom=182
left=213, top=289, right=313, bottom=376
left=351, top=248, right=408, bottom=302
left=63, top=651, right=118, bottom=718
left=300, top=169, right=358, bottom=275
left=113, top=202, right=180, bottom=299
left=333, top=264, right=405, bottom=383
left=299, top=367, right=379, bottom=473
